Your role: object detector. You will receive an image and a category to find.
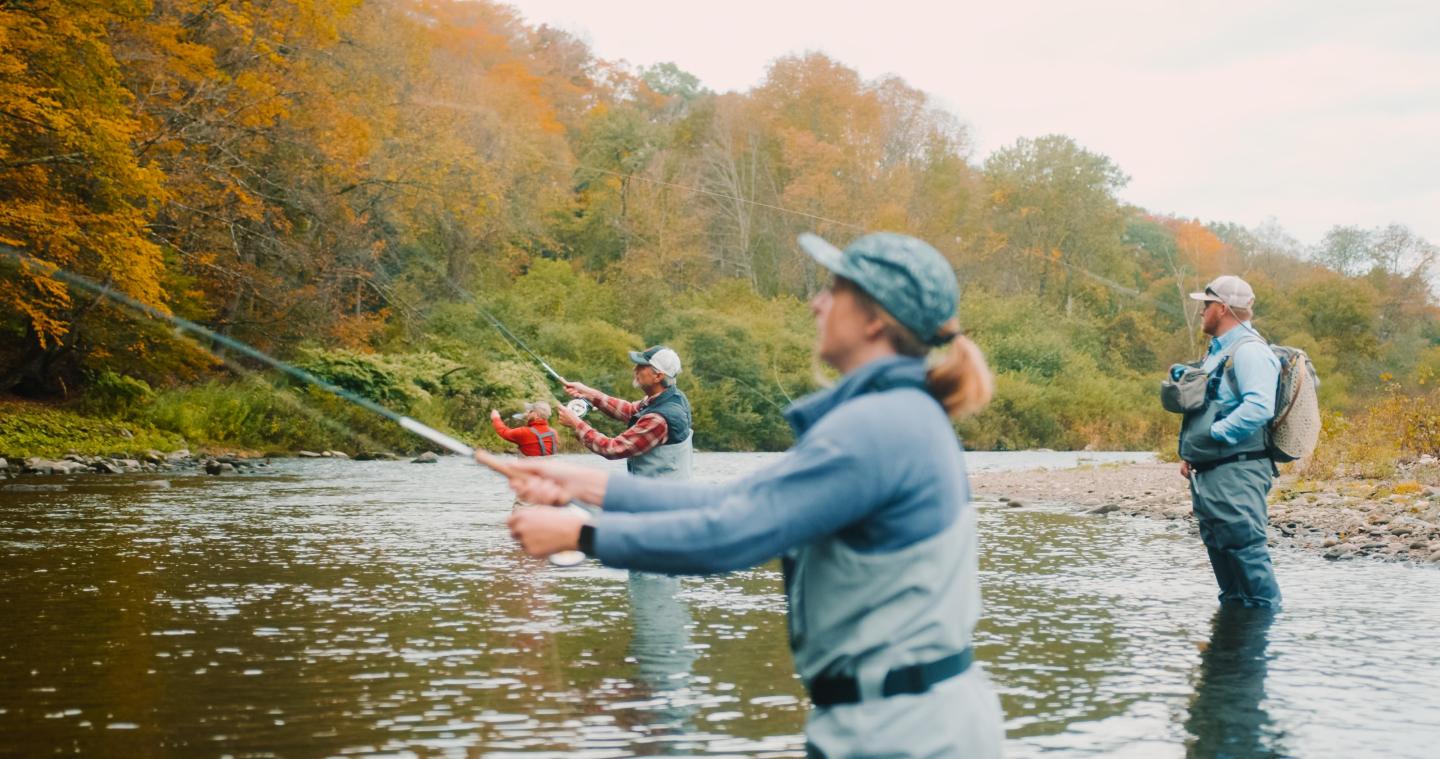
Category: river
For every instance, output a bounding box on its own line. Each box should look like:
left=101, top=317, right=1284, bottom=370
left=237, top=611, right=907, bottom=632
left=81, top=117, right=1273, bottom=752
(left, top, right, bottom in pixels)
left=2, top=452, right=1438, bottom=757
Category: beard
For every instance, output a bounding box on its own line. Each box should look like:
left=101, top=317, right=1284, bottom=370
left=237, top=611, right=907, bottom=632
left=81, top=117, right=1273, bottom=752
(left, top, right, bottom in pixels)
left=632, top=375, right=642, bottom=389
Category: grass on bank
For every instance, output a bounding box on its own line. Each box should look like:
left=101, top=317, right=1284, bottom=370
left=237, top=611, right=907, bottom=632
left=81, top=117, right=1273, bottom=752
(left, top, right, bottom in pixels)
left=0, top=400, right=185, bottom=459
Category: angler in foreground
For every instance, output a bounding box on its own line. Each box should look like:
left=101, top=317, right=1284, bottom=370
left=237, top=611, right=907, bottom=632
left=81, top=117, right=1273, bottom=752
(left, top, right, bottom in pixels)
left=500, top=232, right=1005, bottom=758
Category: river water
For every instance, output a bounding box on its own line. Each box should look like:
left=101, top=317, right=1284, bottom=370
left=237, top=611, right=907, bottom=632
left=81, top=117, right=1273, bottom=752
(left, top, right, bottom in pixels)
left=2, top=452, right=1438, bottom=757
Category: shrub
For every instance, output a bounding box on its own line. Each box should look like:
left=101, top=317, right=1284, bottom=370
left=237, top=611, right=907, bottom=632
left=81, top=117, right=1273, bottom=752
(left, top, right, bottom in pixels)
left=78, top=371, right=154, bottom=416
left=1301, top=384, right=1440, bottom=479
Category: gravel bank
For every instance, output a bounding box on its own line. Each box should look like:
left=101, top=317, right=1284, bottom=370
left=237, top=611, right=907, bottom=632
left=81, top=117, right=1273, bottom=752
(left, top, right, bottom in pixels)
left=971, top=461, right=1440, bottom=565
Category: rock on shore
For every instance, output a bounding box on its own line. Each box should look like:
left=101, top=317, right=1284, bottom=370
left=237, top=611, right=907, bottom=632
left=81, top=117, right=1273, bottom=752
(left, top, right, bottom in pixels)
left=0, top=451, right=279, bottom=477
left=971, top=462, right=1440, bottom=565
left=0, top=448, right=424, bottom=478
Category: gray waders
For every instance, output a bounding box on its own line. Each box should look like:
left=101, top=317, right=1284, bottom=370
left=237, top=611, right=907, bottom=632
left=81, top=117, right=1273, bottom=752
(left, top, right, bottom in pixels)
left=1190, top=457, right=1280, bottom=608
left=1179, top=334, right=1281, bottom=609
left=791, top=508, right=1004, bottom=758
left=621, top=392, right=694, bottom=712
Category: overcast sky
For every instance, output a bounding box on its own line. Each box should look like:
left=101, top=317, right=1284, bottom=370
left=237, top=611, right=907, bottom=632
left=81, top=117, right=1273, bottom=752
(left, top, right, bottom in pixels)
left=510, top=0, right=1439, bottom=246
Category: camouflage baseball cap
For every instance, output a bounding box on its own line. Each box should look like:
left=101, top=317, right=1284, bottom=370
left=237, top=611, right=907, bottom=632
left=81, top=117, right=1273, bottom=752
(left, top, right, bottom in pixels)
left=798, top=232, right=959, bottom=345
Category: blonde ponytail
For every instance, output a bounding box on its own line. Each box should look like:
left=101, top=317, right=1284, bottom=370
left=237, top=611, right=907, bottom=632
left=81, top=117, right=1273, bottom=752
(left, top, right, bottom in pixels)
left=877, top=313, right=993, bottom=419
left=925, top=334, right=993, bottom=418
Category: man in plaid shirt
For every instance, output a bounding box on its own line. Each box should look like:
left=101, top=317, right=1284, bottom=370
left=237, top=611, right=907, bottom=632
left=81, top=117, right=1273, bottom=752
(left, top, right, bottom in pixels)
left=556, top=346, right=693, bottom=480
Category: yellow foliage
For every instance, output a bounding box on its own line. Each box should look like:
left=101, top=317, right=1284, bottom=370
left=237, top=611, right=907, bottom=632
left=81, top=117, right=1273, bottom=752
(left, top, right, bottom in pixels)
left=1303, top=385, right=1440, bottom=479
left=0, top=0, right=167, bottom=348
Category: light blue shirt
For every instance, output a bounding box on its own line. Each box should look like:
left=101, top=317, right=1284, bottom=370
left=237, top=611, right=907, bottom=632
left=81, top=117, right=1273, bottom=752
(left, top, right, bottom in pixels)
left=1202, top=322, right=1280, bottom=445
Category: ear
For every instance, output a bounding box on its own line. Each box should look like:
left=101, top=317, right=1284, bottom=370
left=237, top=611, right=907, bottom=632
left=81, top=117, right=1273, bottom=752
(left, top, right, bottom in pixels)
left=862, top=313, right=887, bottom=341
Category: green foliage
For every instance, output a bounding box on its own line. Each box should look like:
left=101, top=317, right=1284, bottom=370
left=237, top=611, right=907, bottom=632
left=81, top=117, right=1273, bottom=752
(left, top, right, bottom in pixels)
left=958, top=354, right=1170, bottom=451
left=955, top=291, right=1173, bottom=450
left=78, top=370, right=153, bottom=415
left=0, top=400, right=183, bottom=459
left=660, top=283, right=815, bottom=451
left=983, top=135, right=1131, bottom=309
left=139, top=380, right=437, bottom=454
left=295, top=349, right=470, bottom=409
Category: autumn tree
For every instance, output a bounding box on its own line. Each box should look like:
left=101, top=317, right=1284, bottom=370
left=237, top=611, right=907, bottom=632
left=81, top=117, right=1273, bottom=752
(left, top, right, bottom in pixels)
left=983, top=135, right=1130, bottom=315
left=0, top=0, right=168, bottom=393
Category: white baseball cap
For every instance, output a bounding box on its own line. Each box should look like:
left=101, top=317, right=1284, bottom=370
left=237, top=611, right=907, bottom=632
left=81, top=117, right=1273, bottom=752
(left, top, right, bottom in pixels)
left=628, top=345, right=682, bottom=377
left=1189, top=275, right=1256, bottom=309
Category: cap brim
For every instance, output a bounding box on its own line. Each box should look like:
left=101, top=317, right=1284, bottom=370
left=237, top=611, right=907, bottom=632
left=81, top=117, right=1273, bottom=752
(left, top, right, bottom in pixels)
left=1189, top=292, right=1220, bottom=302
left=627, top=350, right=649, bottom=365
left=798, top=233, right=847, bottom=275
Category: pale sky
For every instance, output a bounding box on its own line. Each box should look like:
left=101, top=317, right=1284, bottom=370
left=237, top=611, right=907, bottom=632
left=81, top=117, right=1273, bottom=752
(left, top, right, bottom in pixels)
left=510, top=0, right=1439, bottom=246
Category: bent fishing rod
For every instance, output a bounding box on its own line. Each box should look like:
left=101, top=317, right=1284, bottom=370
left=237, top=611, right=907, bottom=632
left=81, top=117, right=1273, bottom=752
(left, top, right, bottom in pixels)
left=0, top=247, right=467, bottom=448
left=0, top=246, right=588, bottom=564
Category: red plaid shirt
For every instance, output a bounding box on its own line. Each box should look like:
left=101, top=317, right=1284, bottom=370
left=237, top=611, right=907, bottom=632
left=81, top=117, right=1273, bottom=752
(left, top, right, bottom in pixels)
left=572, top=390, right=670, bottom=460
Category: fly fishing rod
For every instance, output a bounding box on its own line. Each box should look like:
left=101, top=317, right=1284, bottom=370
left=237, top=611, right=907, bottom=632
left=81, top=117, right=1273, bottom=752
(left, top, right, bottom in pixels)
left=0, top=246, right=588, bottom=565
left=434, top=275, right=593, bottom=419
left=475, top=307, right=592, bottom=419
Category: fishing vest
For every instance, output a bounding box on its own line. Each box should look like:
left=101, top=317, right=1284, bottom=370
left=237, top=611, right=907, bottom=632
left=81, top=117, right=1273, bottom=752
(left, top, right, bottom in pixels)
left=1178, top=335, right=1270, bottom=464
left=530, top=427, right=557, bottom=456
left=626, top=386, right=693, bottom=480
left=784, top=477, right=979, bottom=700
left=782, top=375, right=979, bottom=698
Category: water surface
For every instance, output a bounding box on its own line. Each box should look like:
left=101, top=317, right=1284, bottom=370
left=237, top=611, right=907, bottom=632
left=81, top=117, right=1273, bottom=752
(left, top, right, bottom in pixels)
left=1, top=453, right=1437, bottom=757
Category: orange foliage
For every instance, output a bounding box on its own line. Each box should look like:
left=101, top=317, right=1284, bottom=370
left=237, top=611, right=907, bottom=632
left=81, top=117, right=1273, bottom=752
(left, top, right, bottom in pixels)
left=1166, top=218, right=1233, bottom=279
left=0, top=0, right=167, bottom=348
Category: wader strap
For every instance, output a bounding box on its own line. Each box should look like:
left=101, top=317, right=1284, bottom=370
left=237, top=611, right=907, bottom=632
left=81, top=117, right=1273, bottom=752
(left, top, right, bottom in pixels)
left=807, top=648, right=973, bottom=708
left=1189, top=450, right=1271, bottom=474
left=534, top=429, right=556, bottom=455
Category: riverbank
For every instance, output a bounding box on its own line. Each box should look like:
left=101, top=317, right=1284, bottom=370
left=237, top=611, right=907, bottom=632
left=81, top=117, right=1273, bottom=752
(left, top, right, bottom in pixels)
left=971, top=461, right=1440, bottom=564
left=0, top=397, right=546, bottom=472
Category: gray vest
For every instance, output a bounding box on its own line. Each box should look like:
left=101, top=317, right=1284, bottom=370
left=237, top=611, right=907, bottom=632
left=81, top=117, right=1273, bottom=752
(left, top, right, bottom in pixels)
left=784, top=505, right=980, bottom=695
left=626, top=431, right=693, bottom=479
left=1179, top=335, right=1269, bottom=463
left=626, top=386, right=694, bottom=480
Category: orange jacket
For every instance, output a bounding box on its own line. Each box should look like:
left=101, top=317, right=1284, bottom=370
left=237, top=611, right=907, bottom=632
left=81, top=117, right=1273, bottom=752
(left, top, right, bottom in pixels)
left=491, top=417, right=559, bottom=457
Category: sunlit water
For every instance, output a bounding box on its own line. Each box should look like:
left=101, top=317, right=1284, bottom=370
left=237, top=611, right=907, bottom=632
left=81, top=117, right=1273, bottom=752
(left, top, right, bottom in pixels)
left=2, top=452, right=1438, bottom=757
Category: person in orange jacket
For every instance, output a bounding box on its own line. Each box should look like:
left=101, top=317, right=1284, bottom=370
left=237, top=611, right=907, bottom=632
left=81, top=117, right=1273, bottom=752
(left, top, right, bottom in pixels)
left=490, top=401, right=559, bottom=457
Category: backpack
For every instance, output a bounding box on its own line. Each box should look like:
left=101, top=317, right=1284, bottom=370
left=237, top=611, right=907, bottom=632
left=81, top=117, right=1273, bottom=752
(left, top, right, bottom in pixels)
left=1266, top=345, right=1321, bottom=462
left=1162, top=337, right=1322, bottom=463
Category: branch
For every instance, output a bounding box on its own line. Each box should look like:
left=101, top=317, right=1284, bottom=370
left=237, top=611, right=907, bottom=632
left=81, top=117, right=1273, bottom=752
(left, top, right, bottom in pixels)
left=0, top=153, right=84, bottom=170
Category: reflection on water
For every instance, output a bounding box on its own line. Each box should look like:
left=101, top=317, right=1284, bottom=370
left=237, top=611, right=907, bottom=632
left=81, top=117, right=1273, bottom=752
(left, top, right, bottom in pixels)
left=624, top=572, right=699, bottom=741
left=1185, top=607, right=1281, bottom=758
left=2, top=453, right=1439, bottom=757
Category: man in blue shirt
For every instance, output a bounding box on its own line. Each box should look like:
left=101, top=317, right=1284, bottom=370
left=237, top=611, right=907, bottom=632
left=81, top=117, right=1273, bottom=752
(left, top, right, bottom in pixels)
left=1178, top=275, right=1283, bottom=608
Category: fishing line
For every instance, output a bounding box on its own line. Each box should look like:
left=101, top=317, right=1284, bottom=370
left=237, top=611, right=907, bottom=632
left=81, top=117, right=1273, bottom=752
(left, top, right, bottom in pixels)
left=0, top=245, right=588, bottom=565
left=420, top=266, right=593, bottom=417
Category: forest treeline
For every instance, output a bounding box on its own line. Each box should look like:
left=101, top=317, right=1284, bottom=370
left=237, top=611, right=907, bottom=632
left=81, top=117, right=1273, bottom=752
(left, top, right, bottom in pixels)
left=2, top=0, right=1437, bottom=456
